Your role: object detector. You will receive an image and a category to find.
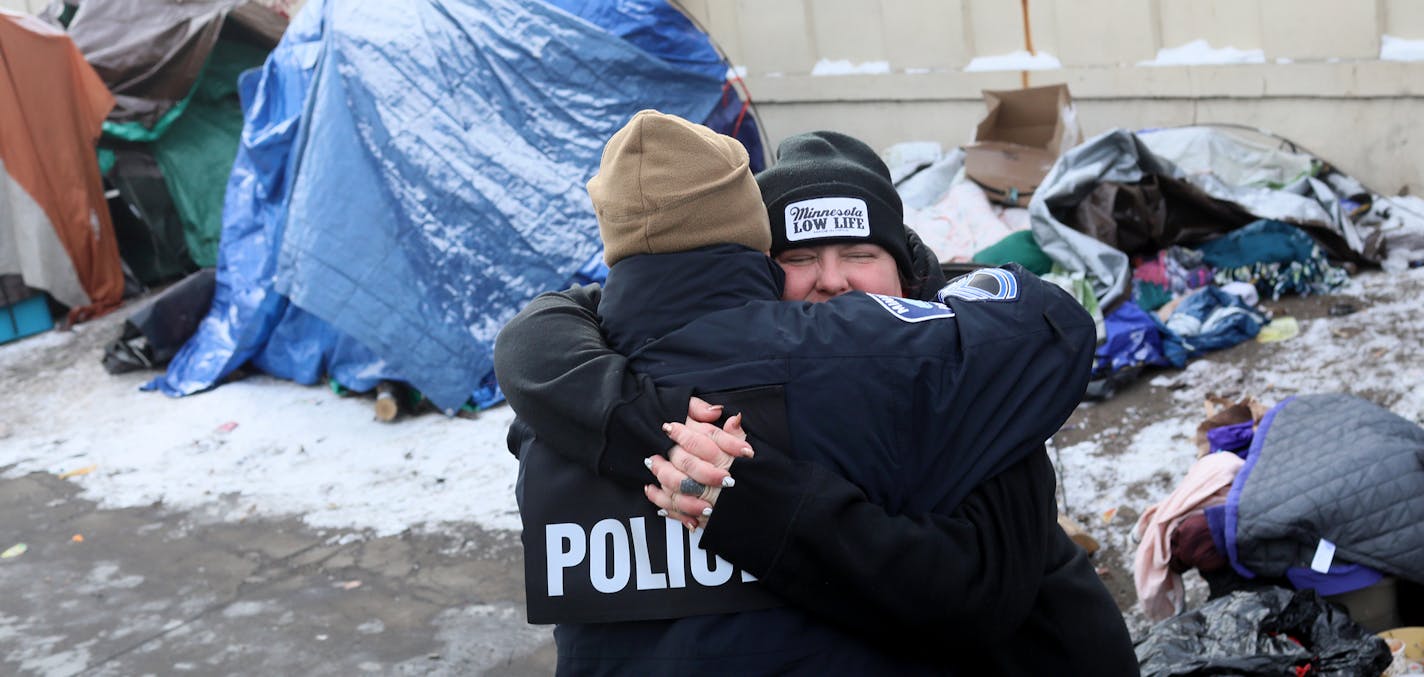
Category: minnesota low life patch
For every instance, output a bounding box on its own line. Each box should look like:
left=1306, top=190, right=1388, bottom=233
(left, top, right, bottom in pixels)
left=784, top=196, right=871, bottom=242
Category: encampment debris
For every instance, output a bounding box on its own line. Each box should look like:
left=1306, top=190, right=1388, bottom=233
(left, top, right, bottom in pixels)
left=57, top=464, right=97, bottom=479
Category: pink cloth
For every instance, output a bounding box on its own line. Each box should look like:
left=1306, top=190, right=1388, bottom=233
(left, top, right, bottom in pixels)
left=1133, top=452, right=1244, bottom=621
left=905, top=180, right=1027, bottom=263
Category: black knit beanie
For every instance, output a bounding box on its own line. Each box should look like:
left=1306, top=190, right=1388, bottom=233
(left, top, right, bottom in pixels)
left=757, top=131, right=913, bottom=279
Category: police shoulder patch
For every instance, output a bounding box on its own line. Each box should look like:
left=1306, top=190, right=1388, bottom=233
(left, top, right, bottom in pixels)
left=867, top=293, right=956, bottom=323
left=936, top=268, right=1020, bottom=303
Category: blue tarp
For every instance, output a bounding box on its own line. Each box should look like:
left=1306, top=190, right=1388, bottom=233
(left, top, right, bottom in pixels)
left=151, top=0, right=725, bottom=411
left=1093, top=300, right=1186, bottom=376
left=548, top=0, right=725, bottom=81
left=147, top=5, right=329, bottom=399
left=551, top=0, right=766, bottom=171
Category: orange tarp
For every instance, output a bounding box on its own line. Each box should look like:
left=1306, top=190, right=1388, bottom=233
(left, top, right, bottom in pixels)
left=0, top=12, right=123, bottom=322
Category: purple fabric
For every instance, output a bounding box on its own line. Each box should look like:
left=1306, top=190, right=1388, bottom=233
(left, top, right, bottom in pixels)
left=1208, top=421, right=1255, bottom=455
left=1286, top=563, right=1384, bottom=596
left=1205, top=504, right=1228, bottom=558
left=1224, top=396, right=1294, bottom=578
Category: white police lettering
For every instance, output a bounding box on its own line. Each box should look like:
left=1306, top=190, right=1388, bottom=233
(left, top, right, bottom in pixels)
left=630, top=517, right=667, bottom=590
left=688, top=527, right=733, bottom=586
left=546, top=523, right=585, bottom=596
left=589, top=519, right=631, bottom=593
left=545, top=517, right=750, bottom=596
left=785, top=196, right=870, bottom=242
left=937, top=268, right=1020, bottom=303
left=867, top=293, right=956, bottom=323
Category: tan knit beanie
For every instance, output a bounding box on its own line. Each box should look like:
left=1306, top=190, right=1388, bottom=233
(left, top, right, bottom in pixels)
left=588, top=110, right=771, bottom=266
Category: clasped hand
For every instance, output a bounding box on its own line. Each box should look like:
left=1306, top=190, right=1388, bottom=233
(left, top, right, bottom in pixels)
left=642, top=397, right=755, bottom=530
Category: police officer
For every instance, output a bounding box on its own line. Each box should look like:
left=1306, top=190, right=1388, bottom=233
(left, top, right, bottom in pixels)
left=499, top=114, right=1135, bottom=675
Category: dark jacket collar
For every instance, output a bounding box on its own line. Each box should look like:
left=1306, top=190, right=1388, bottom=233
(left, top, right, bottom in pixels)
left=598, top=244, right=784, bottom=355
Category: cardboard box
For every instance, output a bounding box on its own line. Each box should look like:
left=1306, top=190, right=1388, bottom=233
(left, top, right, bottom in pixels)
left=963, top=142, right=1058, bottom=207
left=965, top=83, right=1081, bottom=207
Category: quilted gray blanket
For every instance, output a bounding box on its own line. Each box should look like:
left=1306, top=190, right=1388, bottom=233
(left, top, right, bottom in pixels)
left=1225, top=393, right=1424, bottom=580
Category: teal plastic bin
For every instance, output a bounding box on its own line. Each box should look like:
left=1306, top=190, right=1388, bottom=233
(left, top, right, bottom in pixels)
left=0, top=294, right=54, bottom=344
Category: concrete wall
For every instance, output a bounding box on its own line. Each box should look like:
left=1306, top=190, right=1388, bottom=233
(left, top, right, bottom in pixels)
left=0, top=0, right=304, bottom=17
left=6, top=0, right=1418, bottom=191
left=0, top=0, right=48, bottom=13
left=675, top=0, right=1424, bottom=195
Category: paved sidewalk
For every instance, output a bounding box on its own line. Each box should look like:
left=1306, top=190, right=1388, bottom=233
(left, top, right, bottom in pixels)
left=0, top=472, right=554, bottom=676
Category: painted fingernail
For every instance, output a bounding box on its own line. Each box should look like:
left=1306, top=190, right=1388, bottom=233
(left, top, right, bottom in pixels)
left=721, top=476, right=735, bottom=488
left=643, top=456, right=654, bottom=469
left=661, top=423, right=673, bottom=433
left=709, top=404, right=723, bottom=411
left=742, top=447, right=755, bottom=458
left=657, top=509, right=668, bottom=517
left=701, top=507, right=713, bottom=517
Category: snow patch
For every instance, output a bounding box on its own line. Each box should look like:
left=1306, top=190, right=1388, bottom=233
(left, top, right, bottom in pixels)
left=1381, top=35, right=1424, bottom=62
left=811, top=59, right=891, bottom=76
left=0, top=342, right=523, bottom=537
left=964, top=50, right=1062, bottom=72
left=1057, top=417, right=1199, bottom=523
left=1139, top=40, right=1265, bottom=67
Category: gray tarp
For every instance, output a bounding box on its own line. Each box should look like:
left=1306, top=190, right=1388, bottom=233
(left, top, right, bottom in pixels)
left=1141, top=126, right=1380, bottom=264
left=1029, top=127, right=1388, bottom=307
left=1137, top=126, right=1314, bottom=187
left=1028, top=129, right=1183, bottom=308
left=66, top=0, right=244, bottom=127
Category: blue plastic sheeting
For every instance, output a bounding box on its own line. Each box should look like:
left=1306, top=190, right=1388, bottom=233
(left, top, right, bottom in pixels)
left=547, top=0, right=725, bottom=82
left=152, top=0, right=722, bottom=410
left=273, top=0, right=722, bottom=411
left=147, top=5, right=329, bottom=398
left=1093, top=300, right=1186, bottom=377
left=553, top=0, right=764, bottom=170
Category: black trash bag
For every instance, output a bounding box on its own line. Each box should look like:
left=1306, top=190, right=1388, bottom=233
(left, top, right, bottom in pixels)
left=1136, top=587, right=1391, bottom=677
left=102, top=269, right=215, bottom=374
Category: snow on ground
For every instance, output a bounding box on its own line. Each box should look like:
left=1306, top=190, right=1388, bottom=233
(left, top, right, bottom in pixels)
left=1139, top=40, right=1265, bottom=67
left=0, top=316, right=521, bottom=537
left=1053, top=265, right=1424, bottom=633
left=1057, top=266, right=1424, bottom=519
left=1055, top=417, right=1198, bottom=530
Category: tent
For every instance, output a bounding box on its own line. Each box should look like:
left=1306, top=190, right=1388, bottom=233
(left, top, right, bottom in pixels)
left=64, top=0, right=287, bottom=284
left=0, top=11, right=123, bottom=322
left=148, top=0, right=752, bottom=412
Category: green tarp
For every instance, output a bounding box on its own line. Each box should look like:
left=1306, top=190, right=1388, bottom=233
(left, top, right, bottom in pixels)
left=102, top=39, right=267, bottom=269
left=973, top=229, right=1054, bottom=275
left=152, top=40, right=267, bottom=267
